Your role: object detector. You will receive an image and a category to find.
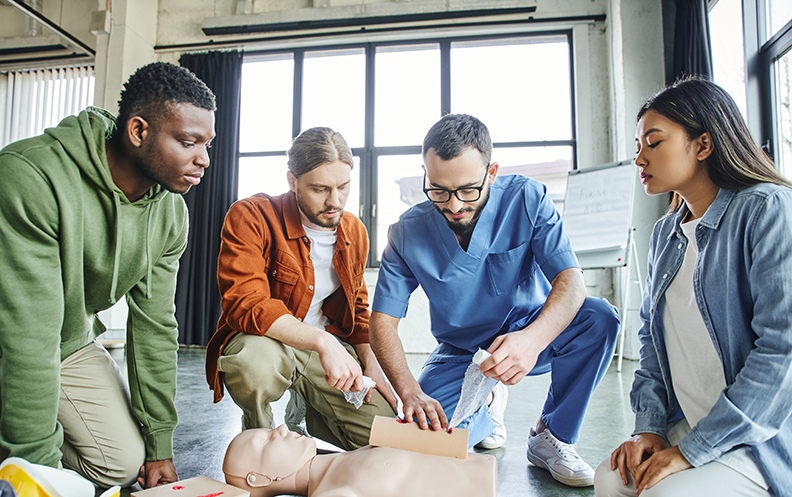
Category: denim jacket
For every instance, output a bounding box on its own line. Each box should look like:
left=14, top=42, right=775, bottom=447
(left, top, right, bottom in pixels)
left=632, top=184, right=792, bottom=495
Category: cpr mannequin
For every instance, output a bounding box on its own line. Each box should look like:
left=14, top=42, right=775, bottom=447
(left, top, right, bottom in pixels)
left=223, top=425, right=497, bottom=497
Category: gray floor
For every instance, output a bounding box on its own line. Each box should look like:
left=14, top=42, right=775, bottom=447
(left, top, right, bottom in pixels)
left=123, top=347, right=638, bottom=496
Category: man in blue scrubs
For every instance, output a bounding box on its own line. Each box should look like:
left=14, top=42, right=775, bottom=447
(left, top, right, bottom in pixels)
left=369, top=114, right=619, bottom=487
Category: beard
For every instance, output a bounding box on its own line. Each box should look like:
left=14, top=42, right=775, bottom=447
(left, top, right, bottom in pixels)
left=133, top=141, right=188, bottom=195
left=434, top=188, right=490, bottom=236
left=296, top=190, right=344, bottom=229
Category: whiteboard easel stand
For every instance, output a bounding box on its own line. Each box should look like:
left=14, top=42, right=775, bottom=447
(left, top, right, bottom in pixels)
left=616, top=227, right=645, bottom=372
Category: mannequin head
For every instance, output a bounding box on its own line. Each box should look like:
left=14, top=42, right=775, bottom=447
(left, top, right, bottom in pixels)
left=223, top=425, right=316, bottom=497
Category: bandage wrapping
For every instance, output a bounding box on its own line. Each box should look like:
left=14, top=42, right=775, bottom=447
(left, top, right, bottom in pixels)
left=449, top=349, right=499, bottom=428
left=343, top=376, right=376, bottom=409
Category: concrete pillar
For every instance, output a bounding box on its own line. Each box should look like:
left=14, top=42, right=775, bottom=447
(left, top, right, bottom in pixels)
left=607, top=0, right=667, bottom=360
left=93, top=0, right=158, bottom=339
left=93, top=0, right=159, bottom=114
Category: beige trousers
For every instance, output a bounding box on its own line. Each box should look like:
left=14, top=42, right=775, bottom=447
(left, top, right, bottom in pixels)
left=217, top=333, right=395, bottom=451
left=58, top=341, right=145, bottom=487
left=594, top=420, right=770, bottom=497
left=594, top=458, right=771, bottom=497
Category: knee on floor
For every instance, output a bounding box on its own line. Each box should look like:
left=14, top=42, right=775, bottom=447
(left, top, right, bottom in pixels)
left=73, top=442, right=145, bottom=488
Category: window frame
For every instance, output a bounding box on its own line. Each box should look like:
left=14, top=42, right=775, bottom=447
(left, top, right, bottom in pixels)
left=742, top=1, right=792, bottom=160
left=239, top=29, right=578, bottom=267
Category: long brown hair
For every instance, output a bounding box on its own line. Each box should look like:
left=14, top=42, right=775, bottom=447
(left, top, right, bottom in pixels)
left=637, top=77, right=791, bottom=211
left=287, top=127, right=354, bottom=178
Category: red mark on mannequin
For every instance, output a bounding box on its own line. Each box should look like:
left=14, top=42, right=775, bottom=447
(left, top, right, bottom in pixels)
left=448, top=428, right=453, bottom=434
left=197, top=493, right=224, bottom=497
left=172, top=486, right=184, bottom=490
left=396, top=419, right=408, bottom=424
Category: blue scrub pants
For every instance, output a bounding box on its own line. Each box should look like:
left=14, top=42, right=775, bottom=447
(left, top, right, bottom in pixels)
left=418, top=297, right=619, bottom=447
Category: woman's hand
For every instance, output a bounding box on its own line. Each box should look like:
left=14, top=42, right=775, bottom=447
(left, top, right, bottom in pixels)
left=610, top=433, right=666, bottom=486
left=633, top=446, right=692, bottom=494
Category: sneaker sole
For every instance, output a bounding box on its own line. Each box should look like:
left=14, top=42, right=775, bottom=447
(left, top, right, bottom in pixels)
left=526, top=448, right=594, bottom=487
left=475, top=437, right=506, bottom=450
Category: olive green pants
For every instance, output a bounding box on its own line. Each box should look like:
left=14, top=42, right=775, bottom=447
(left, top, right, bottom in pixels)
left=217, top=333, right=394, bottom=450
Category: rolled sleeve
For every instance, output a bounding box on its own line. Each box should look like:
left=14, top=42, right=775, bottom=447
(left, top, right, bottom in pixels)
left=217, top=200, right=294, bottom=336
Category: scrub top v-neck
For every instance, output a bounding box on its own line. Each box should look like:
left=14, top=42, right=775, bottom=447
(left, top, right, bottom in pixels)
left=373, top=175, right=579, bottom=353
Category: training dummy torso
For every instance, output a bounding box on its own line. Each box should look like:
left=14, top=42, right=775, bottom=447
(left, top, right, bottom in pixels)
left=308, top=446, right=497, bottom=497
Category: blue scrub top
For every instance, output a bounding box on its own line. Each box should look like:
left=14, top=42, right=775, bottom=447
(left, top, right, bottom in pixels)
left=372, top=174, right=580, bottom=354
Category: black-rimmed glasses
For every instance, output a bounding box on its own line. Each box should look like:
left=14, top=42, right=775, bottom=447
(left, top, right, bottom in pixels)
left=423, top=166, right=490, bottom=204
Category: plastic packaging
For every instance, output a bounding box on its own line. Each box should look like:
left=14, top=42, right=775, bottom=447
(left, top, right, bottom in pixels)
left=449, top=349, right=499, bottom=428
left=0, top=457, right=120, bottom=497
left=343, top=376, right=377, bottom=409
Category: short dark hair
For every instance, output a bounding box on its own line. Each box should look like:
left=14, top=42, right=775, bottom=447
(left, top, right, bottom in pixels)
left=638, top=77, right=791, bottom=211
left=116, top=62, right=216, bottom=132
left=422, top=114, right=492, bottom=166
left=287, top=127, right=354, bottom=177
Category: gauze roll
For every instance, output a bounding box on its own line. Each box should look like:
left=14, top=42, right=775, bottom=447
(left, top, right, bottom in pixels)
left=343, top=376, right=377, bottom=409
left=449, top=349, right=499, bottom=429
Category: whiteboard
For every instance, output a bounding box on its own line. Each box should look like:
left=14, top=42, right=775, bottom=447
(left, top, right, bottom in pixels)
left=562, top=161, right=637, bottom=268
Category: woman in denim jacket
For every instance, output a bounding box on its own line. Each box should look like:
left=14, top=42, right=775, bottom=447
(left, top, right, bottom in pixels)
left=595, top=78, right=792, bottom=497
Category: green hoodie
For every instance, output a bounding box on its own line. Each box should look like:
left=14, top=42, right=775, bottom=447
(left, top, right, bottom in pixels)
left=0, top=107, right=188, bottom=466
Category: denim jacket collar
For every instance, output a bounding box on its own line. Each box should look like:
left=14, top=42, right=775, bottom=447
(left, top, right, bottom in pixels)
left=668, top=188, right=736, bottom=240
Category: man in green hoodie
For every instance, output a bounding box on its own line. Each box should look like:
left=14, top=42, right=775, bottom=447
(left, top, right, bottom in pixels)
left=0, top=62, right=215, bottom=489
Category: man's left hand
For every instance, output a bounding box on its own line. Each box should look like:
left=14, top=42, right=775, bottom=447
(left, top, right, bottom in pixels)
left=137, top=459, right=178, bottom=488
left=480, top=330, right=542, bottom=385
left=633, top=446, right=692, bottom=495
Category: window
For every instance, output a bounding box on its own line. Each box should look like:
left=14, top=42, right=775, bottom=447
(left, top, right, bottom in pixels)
left=0, top=66, right=95, bottom=148
left=767, top=0, right=792, bottom=41
left=709, top=0, right=747, bottom=117
left=238, top=32, right=575, bottom=265
left=773, top=47, right=792, bottom=177
left=736, top=1, right=792, bottom=178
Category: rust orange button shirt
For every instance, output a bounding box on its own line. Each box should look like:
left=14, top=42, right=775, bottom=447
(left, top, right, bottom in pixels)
left=206, top=191, right=370, bottom=402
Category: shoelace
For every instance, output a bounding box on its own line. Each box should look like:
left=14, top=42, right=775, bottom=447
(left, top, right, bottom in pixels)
left=542, top=432, right=580, bottom=461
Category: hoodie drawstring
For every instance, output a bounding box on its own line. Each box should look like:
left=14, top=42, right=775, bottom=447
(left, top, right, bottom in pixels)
left=109, top=191, right=122, bottom=305
left=146, top=205, right=154, bottom=298
left=108, top=193, right=155, bottom=303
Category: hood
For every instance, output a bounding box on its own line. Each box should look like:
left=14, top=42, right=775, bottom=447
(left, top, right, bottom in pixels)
left=44, top=106, right=169, bottom=303
left=44, top=106, right=169, bottom=206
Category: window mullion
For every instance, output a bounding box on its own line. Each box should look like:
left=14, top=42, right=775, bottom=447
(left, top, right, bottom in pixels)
left=440, top=40, right=451, bottom=115
left=292, top=49, right=304, bottom=140
left=364, top=43, right=377, bottom=267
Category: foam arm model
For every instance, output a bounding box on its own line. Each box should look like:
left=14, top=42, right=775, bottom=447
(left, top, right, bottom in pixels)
left=368, top=416, right=469, bottom=459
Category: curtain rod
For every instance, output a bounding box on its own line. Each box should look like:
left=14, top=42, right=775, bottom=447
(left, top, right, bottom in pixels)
left=155, top=14, right=606, bottom=52
left=202, top=6, right=538, bottom=36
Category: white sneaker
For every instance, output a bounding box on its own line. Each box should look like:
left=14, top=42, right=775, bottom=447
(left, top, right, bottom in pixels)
left=526, top=427, right=594, bottom=487
left=475, top=382, right=508, bottom=449
left=285, top=390, right=310, bottom=437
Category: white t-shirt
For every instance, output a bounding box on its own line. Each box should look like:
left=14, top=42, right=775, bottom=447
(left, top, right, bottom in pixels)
left=663, top=218, right=767, bottom=489
left=302, top=225, right=341, bottom=330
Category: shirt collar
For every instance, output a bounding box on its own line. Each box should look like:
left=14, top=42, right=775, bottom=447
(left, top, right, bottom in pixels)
left=670, top=188, right=735, bottom=237
left=283, top=191, right=305, bottom=240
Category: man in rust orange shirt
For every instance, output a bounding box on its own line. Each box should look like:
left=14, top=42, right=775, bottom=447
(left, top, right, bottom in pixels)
left=206, top=128, right=396, bottom=449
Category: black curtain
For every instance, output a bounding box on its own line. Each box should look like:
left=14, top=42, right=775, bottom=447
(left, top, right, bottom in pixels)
left=175, top=50, right=243, bottom=345
left=672, top=0, right=713, bottom=81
